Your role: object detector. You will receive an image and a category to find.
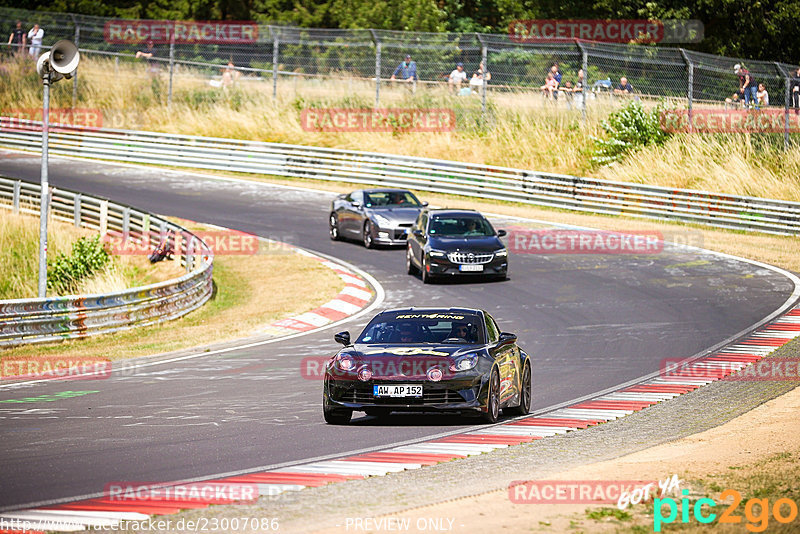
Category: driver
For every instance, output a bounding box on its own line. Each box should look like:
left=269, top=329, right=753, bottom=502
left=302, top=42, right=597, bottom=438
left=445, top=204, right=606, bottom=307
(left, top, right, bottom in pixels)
left=449, top=322, right=472, bottom=341
left=396, top=323, right=418, bottom=343
left=464, top=219, right=481, bottom=235
left=390, top=191, right=406, bottom=205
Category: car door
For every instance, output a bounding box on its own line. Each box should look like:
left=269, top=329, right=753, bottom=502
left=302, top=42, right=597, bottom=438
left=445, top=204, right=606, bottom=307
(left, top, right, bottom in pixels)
left=340, top=191, right=364, bottom=235
left=485, top=312, right=517, bottom=404
left=408, top=212, right=428, bottom=267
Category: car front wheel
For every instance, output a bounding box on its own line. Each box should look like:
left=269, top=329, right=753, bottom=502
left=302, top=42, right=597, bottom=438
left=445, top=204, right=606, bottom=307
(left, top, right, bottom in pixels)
left=363, top=221, right=374, bottom=249
left=406, top=246, right=418, bottom=274
left=323, top=395, right=352, bottom=424
left=482, top=368, right=500, bottom=423
left=329, top=213, right=340, bottom=241
left=505, top=361, right=531, bottom=415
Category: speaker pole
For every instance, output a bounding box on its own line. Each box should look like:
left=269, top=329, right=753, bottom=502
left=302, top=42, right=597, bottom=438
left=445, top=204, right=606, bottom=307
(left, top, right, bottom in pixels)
left=38, top=69, right=51, bottom=298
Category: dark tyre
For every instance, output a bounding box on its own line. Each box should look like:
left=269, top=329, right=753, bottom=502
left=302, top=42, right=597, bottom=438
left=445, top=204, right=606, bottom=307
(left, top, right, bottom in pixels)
left=421, top=257, right=434, bottom=284
left=505, top=361, right=532, bottom=416
left=406, top=246, right=418, bottom=275
left=329, top=213, right=340, bottom=241
left=323, top=395, right=352, bottom=425
left=482, top=368, right=500, bottom=423
left=365, top=407, right=391, bottom=418
left=363, top=221, right=374, bottom=249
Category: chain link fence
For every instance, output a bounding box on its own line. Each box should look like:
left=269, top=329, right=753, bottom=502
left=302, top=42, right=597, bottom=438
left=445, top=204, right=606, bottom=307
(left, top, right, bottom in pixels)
left=1, top=6, right=799, bottom=145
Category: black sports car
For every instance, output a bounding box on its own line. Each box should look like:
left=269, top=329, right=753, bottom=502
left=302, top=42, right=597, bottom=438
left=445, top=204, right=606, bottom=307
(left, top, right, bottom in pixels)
left=406, top=208, right=508, bottom=283
left=329, top=188, right=427, bottom=248
left=323, top=307, right=532, bottom=424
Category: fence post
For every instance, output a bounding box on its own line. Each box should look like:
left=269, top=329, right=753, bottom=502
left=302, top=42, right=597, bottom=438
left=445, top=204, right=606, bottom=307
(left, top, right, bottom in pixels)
left=576, top=40, right=588, bottom=125
left=168, top=36, right=175, bottom=107
left=13, top=181, right=20, bottom=214
left=122, top=206, right=130, bottom=240
left=476, top=33, right=488, bottom=116
left=272, top=28, right=279, bottom=99
left=73, top=193, right=81, bottom=227
left=99, top=200, right=108, bottom=236
left=72, top=19, right=79, bottom=108
left=680, top=49, right=694, bottom=133
left=775, top=62, right=790, bottom=150
left=370, top=30, right=381, bottom=108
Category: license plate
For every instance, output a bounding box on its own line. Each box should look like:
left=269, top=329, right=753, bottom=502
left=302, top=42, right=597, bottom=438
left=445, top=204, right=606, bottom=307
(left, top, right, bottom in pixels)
left=373, top=384, right=423, bottom=397
left=459, top=264, right=484, bottom=272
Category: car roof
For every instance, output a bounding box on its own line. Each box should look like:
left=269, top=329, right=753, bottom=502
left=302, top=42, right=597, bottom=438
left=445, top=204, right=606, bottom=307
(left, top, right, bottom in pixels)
left=362, top=188, right=413, bottom=194
left=378, top=306, right=485, bottom=316
left=424, top=208, right=482, bottom=217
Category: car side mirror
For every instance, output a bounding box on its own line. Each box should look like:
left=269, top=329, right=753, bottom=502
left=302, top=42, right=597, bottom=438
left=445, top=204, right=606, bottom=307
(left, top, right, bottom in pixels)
left=422, top=201, right=429, bottom=207
left=412, top=229, right=423, bottom=237
left=352, top=202, right=361, bottom=209
left=334, top=331, right=351, bottom=346
left=497, top=229, right=507, bottom=237
left=498, top=332, right=517, bottom=344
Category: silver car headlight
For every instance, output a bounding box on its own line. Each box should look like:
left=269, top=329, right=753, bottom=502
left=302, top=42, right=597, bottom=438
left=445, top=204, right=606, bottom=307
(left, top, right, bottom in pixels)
left=372, top=214, right=392, bottom=227
left=494, top=249, right=508, bottom=257
left=449, top=354, right=479, bottom=372
left=428, top=249, right=447, bottom=257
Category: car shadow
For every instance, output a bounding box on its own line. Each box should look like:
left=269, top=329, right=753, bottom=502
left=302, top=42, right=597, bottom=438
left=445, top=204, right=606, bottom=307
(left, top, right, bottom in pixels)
left=348, top=412, right=505, bottom=427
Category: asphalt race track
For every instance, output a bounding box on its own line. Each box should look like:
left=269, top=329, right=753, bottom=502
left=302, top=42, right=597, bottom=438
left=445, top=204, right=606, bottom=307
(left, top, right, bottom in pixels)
left=0, top=151, right=796, bottom=510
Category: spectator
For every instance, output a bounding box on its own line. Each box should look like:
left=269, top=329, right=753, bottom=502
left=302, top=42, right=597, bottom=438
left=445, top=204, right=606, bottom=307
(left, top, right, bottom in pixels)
left=27, top=23, right=43, bottom=58
left=734, top=64, right=758, bottom=109
left=391, top=54, right=418, bottom=92
left=135, top=39, right=160, bottom=76
left=8, top=21, right=26, bottom=56
left=725, top=89, right=744, bottom=109
left=791, top=67, right=800, bottom=113
left=469, top=61, right=491, bottom=94
left=756, top=83, right=769, bottom=107
left=448, top=62, right=467, bottom=94
left=550, top=63, right=562, bottom=85
left=614, top=76, right=634, bottom=95
left=221, top=60, right=241, bottom=88
left=540, top=72, right=558, bottom=99
left=572, top=69, right=585, bottom=106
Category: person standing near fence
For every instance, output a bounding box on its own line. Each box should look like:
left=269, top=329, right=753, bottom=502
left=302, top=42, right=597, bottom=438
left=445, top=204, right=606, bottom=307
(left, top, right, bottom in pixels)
left=791, top=67, right=800, bottom=113
left=391, top=54, right=418, bottom=92
left=7, top=21, right=26, bottom=56
left=734, top=64, right=758, bottom=109
left=27, top=23, right=43, bottom=58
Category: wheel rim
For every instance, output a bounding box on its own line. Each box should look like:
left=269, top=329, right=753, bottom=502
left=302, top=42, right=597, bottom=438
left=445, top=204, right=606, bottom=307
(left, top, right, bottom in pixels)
left=364, top=223, right=372, bottom=247
left=522, top=364, right=531, bottom=410
left=329, top=215, right=338, bottom=238
left=489, top=371, right=499, bottom=419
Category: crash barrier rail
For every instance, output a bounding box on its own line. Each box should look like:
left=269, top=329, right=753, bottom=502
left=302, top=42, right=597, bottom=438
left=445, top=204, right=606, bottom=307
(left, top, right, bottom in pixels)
left=0, top=175, right=214, bottom=348
left=0, top=121, right=799, bottom=236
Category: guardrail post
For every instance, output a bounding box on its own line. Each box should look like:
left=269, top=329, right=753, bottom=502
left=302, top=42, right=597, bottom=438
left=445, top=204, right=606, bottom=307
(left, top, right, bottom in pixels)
left=99, top=200, right=108, bottom=236
left=680, top=49, right=693, bottom=133
left=576, top=40, right=588, bottom=126
left=775, top=62, right=790, bottom=150
left=13, top=181, right=20, bottom=214
left=122, top=206, right=130, bottom=239
left=370, top=30, right=381, bottom=108
left=168, top=36, right=175, bottom=107
left=272, top=28, right=279, bottom=99
left=174, top=229, right=183, bottom=265
left=143, top=213, right=150, bottom=234
left=73, top=193, right=81, bottom=227
left=187, top=236, right=195, bottom=272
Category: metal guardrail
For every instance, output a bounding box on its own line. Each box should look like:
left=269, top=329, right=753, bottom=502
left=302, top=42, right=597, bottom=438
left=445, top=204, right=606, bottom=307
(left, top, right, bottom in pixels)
left=0, top=120, right=799, bottom=235
left=0, top=175, right=214, bottom=348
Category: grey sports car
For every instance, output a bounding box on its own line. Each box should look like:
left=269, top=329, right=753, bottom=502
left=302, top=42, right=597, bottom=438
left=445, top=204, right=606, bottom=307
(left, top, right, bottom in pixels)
left=329, top=188, right=427, bottom=248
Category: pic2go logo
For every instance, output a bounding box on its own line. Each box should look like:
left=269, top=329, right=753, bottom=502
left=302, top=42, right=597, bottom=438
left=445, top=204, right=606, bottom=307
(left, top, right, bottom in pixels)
left=654, top=489, right=799, bottom=532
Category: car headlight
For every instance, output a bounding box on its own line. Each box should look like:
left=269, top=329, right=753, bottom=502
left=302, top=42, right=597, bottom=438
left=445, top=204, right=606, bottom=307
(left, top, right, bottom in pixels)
left=334, top=354, right=356, bottom=371
left=449, top=354, right=479, bottom=372
left=428, top=249, right=447, bottom=257
left=494, top=249, right=508, bottom=257
left=372, top=214, right=392, bottom=227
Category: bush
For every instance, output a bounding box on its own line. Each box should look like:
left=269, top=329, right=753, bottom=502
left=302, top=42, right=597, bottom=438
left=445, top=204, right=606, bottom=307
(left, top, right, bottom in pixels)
left=591, top=100, right=672, bottom=166
left=48, top=235, right=110, bottom=295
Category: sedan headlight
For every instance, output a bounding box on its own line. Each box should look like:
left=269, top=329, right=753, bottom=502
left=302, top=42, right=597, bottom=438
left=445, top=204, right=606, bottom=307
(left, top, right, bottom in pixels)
left=494, top=249, right=508, bottom=257
left=372, top=214, right=392, bottom=227
left=428, top=249, right=447, bottom=257
left=334, top=354, right=356, bottom=371
left=449, top=354, right=479, bottom=372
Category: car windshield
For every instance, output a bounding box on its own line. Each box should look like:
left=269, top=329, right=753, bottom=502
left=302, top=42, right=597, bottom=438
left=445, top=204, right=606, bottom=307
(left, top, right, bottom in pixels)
left=357, top=312, right=485, bottom=344
left=429, top=216, right=494, bottom=237
left=364, top=191, right=421, bottom=208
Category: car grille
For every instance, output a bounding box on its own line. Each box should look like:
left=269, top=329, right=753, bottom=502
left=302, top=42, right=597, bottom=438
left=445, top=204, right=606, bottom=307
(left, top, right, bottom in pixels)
left=341, top=386, right=463, bottom=405
left=447, top=252, right=494, bottom=264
